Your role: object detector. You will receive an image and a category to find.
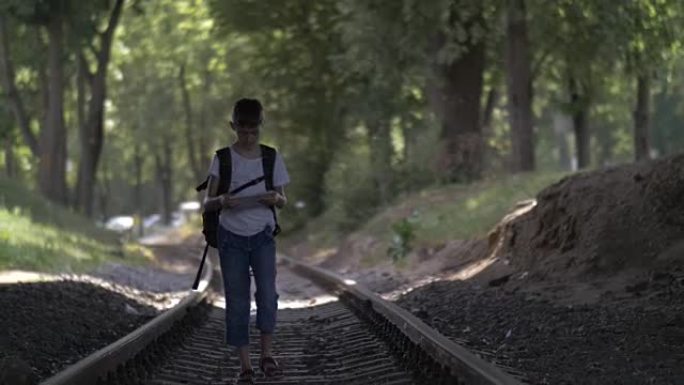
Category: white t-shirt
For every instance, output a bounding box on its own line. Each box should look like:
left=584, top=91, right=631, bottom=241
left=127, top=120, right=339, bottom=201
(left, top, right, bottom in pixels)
left=208, top=146, right=290, bottom=236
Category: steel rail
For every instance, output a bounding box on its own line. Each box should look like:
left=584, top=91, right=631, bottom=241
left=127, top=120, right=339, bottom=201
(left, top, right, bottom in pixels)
left=281, top=255, right=522, bottom=385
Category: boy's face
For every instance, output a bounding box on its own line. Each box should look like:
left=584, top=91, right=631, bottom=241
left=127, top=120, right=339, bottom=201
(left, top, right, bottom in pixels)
left=232, top=121, right=260, bottom=146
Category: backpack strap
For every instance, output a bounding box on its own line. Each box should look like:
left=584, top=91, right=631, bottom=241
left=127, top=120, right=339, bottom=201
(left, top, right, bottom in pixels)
left=260, top=144, right=281, bottom=236
left=195, top=147, right=231, bottom=249
left=216, top=147, right=232, bottom=196
left=260, top=144, right=276, bottom=191
left=194, top=146, right=232, bottom=194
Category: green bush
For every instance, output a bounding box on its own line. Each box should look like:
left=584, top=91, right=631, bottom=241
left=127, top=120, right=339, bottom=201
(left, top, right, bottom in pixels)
left=386, top=213, right=419, bottom=263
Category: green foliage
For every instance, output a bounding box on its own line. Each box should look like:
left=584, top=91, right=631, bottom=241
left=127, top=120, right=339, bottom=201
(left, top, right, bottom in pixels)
left=652, top=61, right=684, bottom=156
left=3, top=0, right=684, bottom=232
left=208, top=0, right=352, bottom=217
left=615, top=0, right=684, bottom=75
left=322, top=136, right=381, bottom=232
left=387, top=215, right=418, bottom=263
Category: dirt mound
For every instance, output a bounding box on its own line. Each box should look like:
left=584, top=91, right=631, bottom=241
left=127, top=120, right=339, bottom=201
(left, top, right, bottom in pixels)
left=500, top=153, right=684, bottom=279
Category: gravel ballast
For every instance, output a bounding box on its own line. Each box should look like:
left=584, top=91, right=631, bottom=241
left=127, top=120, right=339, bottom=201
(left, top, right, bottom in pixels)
left=396, top=273, right=684, bottom=385
left=0, top=241, right=201, bottom=383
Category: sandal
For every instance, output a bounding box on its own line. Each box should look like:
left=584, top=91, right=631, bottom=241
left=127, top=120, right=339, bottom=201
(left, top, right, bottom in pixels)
left=235, top=368, right=255, bottom=384
left=259, top=356, right=283, bottom=377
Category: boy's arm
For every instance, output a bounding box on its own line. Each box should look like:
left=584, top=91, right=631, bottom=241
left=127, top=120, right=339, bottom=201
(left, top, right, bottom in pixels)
left=204, top=176, right=240, bottom=211
left=274, top=186, right=287, bottom=209
left=256, top=186, right=287, bottom=208
left=203, top=176, right=223, bottom=212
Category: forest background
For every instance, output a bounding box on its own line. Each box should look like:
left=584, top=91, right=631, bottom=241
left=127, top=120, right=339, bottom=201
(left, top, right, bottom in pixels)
left=1, top=0, right=683, bottom=235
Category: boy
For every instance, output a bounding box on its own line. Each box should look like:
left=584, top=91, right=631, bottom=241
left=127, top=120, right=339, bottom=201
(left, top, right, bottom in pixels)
left=203, top=98, right=289, bottom=384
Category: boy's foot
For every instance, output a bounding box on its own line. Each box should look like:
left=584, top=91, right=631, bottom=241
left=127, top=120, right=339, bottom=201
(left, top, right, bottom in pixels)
left=235, top=368, right=255, bottom=384
left=259, top=356, right=283, bottom=377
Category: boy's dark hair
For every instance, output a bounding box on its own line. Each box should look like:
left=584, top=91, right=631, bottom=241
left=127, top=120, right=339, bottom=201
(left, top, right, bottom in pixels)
left=232, top=98, right=263, bottom=127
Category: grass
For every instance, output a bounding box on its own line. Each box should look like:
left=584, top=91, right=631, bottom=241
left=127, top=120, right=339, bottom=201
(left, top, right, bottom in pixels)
left=283, top=171, right=568, bottom=266
left=366, top=172, right=566, bottom=245
left=0, top=177, right=152, bottom=273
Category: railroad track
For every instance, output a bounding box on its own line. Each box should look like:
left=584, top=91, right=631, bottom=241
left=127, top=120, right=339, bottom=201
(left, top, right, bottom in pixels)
left=40, top=252, right=523, bottom=385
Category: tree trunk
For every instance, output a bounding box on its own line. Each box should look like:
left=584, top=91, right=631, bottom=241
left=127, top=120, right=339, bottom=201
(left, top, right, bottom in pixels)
left=77, top=55, right=87, bottom=135
left=481, top=87, right=500, bottom=170
left=198, top=68, right=212, bottom=173
left=552, top=112, right=572, bottom=170
left=4, top=137, right=16, bottom=178
left=134, top=144, right=144, bottom=237
left=75, top=0, right=125, bottom=216
left=179, top=64, right=201, bottom=180
left=39, top=48, right=49, bottom=134
left=367, top=119, right=393, bottom=204
left=505, top=0, right=535, bottom=172
left=633, top=74, right=651, bottom=161
left=0, top=15, right=39, bottom=157
left=38, top=13, right=68, bottom=204
left=305, top=137, right=334, bottom=217
left=433, top=40, right=486, bottom=182
left=568, top=76, right=590, bottom=169
left=424, top=5, right=487, bottom=182
left=481, top=87, right=499, bottom=134
left=400, top=118, right=416, bottom=164
left=98, top=156, right=111, bottom=222
left=74, top=55, right=88, bottom=209
left=156, top=138, right=173, bottom=225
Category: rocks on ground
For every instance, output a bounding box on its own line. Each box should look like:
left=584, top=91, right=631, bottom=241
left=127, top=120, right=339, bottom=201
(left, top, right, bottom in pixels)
left=0, top=240, right=203, bottom=382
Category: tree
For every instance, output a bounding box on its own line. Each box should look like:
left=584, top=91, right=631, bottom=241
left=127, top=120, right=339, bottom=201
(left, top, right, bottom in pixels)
left=505, top=0, right=534, bottom=172
left=108, top=0, right=236, bottom=222
left=0, top=14, right=39, bottom=157
left=0, top=97, right=17, bottom=177
left=337, top=0, right=414, bottom=202
left=0, top=2, right=70, bottom=202
left=616, top=0, right=683, bottom=161
left=531, top=1, right=623, bottom=169
left=74, top=0, right=125, bottom=216
left=336, top=0, right=499, bottom=182
left=421, top=1, right=490, bottom=181
left=209, top=0, right=352, bottom=217
left=1, top=1, right=127, bottom=205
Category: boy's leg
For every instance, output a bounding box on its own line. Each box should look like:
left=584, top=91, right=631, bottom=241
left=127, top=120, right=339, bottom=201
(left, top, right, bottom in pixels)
left=260, top=334, right=273, bottom=360
left=250, top=229, right=278, bottom=359
left=217, top=226, right=252, bottom=370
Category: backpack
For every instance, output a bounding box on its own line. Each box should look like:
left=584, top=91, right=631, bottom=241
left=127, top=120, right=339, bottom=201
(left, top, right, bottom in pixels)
left=195, top=144, right=281, bottom=248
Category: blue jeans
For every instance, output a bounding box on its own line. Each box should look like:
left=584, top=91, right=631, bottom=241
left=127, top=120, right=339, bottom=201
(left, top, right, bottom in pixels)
left=217, top=224, right=279, bottom=348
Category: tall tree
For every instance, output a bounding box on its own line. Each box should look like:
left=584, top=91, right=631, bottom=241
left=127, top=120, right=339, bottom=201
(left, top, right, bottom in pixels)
left=39, top=4, right=68, bottom=203
left=178, top=63, right=201, bottom=181
left=535, top=1, right=621, bottom=169
left=567, top=74, right=591, bottom=168
left=340, top=0, right=497, bottom=181
left=1, top=1, right=124, bottom=204
left=75, top=0, right=125, bottom=216
left=0, top=15, right=39, bottom=157
left=0, top=4, right=68, bottom=202
left=0, top=99, right=17, bottom=178
left=616, top=0, right=683, bottom=161
left=505, top=0, right=534, bottom=171
left=209, top=0, right=351, bottom=216
left=425, top=1, right=488, bottom=181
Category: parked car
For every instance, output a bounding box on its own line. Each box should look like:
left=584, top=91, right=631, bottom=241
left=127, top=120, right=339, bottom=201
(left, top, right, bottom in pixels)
left=105, top=215, right=135, bottom=232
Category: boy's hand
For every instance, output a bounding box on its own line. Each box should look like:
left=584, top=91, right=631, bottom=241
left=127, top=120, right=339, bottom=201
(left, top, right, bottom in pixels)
left=220, top=194, right=239, bottom=209
left=258, top=191, right=281, bottom=207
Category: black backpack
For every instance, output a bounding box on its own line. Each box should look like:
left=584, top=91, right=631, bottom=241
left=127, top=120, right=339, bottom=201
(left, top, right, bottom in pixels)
left=195, top=144, right=281, bottom=248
